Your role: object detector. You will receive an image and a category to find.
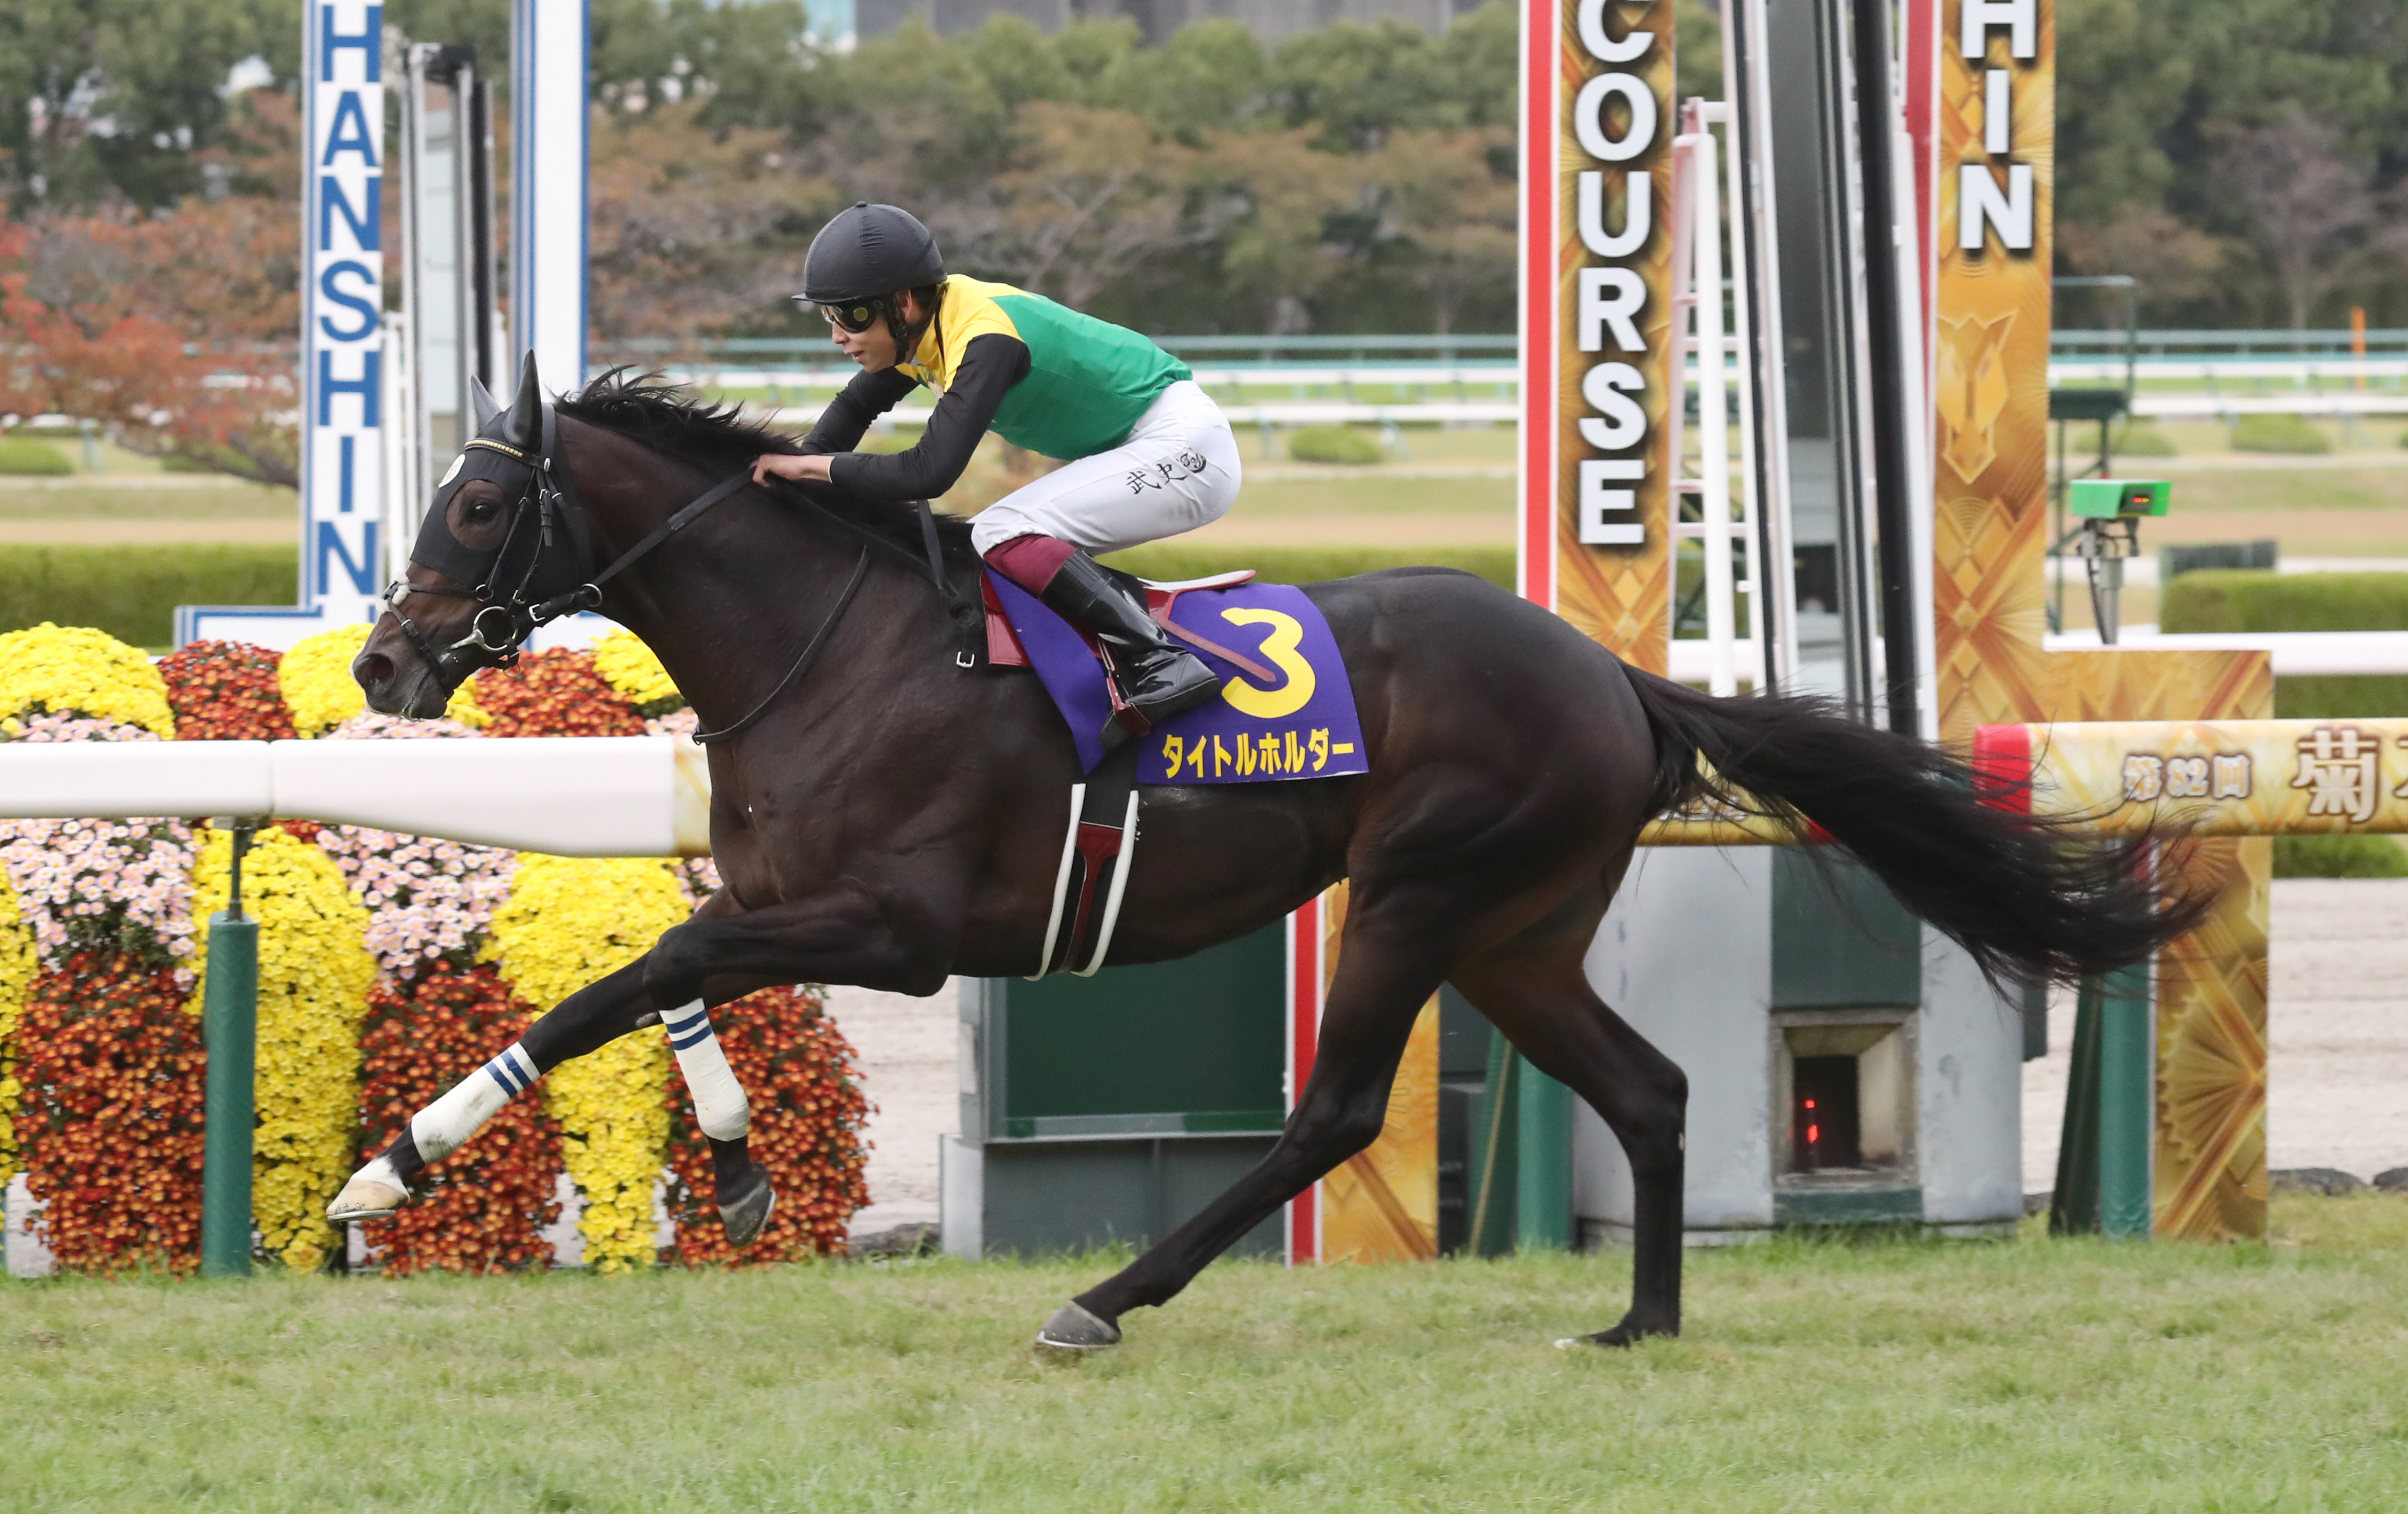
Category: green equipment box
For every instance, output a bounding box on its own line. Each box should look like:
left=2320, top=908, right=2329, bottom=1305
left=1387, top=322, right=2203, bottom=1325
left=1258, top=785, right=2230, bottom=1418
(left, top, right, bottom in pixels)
left=2067, top=478, right=2170, bottom=519
left=941, top=923, right=1290, bottom=1259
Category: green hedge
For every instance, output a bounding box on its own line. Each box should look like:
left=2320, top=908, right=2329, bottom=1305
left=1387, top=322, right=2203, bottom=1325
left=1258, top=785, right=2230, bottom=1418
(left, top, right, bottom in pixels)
left=2230, top=413, right=2331, bottom=454
left=2162, top=568, right=2408, bottom=717
left=1285, top=425, right=1384, bottom=465
left=0, top=438, right=72, bottom=477
left=2273, top=834, right=2408, bottom=879
left=0, top=544, right=298, bottom=649
left=2110, top=422, right=2178, bottom=458
left=2161, top=570, right=2408, bottom=633
left=1101, top=543, right=1513, bottom=591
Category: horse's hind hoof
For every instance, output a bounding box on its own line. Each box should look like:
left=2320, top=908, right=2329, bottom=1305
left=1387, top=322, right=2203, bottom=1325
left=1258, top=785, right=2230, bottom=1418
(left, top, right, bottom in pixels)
left=1558, top=1314, right=1678, bottom=1349
left=718, top=1164, right=776, bottom=1250
left=1035, top=1301, right=1121, bottom=1351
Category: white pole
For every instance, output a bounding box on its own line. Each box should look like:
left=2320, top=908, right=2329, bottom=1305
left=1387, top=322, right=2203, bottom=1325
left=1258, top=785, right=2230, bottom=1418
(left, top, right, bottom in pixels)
left=1693, top=126, right=1737, bottom=699
left=1703, top=100, right=1764, bottom=694
left=512, top=0, right=589, bottom=396
left=382, top=308, right=415, bottom=588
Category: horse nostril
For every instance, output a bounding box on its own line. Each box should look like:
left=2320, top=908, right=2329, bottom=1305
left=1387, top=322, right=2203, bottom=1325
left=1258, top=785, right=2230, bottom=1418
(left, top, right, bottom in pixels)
left=353, top=650, right=394, bottom=692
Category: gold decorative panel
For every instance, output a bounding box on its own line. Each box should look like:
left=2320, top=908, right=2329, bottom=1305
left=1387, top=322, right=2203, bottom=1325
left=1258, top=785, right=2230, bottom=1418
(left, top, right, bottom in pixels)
left=1312, top=882, right=1441, bottom=1264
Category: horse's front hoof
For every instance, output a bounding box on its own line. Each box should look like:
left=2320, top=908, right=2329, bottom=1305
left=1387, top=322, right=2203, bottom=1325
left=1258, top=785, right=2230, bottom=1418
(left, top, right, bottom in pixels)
left=718, top=1164, right=776, bottom=1250
left=327, top=1174, right=409, bottom=1223
left=1035, top=1301, right=1122, bottom=1351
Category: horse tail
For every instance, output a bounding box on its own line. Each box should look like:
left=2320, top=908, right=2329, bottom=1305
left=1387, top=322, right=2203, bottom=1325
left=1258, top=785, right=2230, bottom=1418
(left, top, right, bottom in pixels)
left=1619, top=663, right=2208, bottom=987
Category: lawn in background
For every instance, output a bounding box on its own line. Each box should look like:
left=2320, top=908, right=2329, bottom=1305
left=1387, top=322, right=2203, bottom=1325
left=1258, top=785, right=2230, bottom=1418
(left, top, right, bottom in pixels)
left=6, top=1194, right=2403, bottom=1512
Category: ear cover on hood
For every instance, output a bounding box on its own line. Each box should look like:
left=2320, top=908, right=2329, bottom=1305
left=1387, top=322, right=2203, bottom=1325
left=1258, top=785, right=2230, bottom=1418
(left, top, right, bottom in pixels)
left=468, top=372, right=502, bottom=430
left=501, top=350, right=544, bottom=452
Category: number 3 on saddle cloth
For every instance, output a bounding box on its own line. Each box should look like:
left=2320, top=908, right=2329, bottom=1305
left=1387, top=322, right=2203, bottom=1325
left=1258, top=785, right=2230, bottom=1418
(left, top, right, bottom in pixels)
left=983, top=568, right=1371, bottom=980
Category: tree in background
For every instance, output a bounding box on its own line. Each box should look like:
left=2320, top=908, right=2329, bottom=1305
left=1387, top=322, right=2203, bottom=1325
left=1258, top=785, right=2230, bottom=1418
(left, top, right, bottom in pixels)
left=2218, top=112, right=2404, bottom=332
left=586, top=103, right=831, bottom=344
left=0, top=92, right=298, bottom=483
left=2053, top=0, right=2408, bottom=326
left=1371, top=127, right=1517, bottom=336
left=979, top=103, right=1212, bottom=311
left=0, top=0, right=292, bottom=213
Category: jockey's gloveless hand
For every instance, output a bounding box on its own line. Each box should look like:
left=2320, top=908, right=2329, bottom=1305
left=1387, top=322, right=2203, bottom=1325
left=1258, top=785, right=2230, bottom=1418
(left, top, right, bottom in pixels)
left=752, top=452, right=832, bottom=487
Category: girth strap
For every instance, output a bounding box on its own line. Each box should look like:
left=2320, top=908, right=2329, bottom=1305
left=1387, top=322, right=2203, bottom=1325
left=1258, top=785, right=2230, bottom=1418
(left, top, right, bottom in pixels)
left=1029, top=743, right=1142, bottom=979
left=918, top=499, right=988, bottom=670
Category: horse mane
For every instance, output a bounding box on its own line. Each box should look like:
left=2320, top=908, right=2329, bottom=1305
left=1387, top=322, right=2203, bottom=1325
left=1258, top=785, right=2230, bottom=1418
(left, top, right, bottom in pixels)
left=558, top=367, right=972, bottom=552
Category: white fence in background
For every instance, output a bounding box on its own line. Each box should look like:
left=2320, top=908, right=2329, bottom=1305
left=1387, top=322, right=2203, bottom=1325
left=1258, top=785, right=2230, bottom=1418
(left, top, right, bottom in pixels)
left=654, top=362, right=2408, bottom=428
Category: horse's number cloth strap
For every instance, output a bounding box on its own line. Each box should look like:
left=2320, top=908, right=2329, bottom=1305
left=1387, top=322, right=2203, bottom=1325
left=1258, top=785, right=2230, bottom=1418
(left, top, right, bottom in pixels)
left=987, top=572, right=1373, bottom=785
left=1030, top=742, right=1142, bottom=980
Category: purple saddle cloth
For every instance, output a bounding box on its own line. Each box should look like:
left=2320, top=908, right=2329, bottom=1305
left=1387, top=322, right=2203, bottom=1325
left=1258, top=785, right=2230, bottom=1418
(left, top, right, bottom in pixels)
left=986, top=571, right=1371, bottom=785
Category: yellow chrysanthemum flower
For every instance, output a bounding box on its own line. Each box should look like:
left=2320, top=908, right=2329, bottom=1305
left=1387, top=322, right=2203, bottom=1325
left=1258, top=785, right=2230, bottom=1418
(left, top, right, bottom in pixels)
left=591, top=629, right=683, bottom=711
left=488, top=854, right=691, bottom=1271
left=0, top=623, right=175, bottom=737
left=0, top=874, right=39, bottom=1181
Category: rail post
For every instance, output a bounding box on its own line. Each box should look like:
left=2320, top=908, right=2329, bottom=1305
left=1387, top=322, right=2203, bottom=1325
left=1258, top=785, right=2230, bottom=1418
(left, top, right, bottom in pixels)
left=2049, top=960, right=2154, bottom=1241
left=1515, top=1056, right=1574, bottom=1252
left=2049, top=981, right=2104, bottom=1235
left=2095, top=961, right=2155, bottom=1240
left=201, top=821, right=259, bottom=1278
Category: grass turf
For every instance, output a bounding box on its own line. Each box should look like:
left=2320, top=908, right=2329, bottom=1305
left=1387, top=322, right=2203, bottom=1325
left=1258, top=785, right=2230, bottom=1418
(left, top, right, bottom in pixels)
left=6, top=1195, right=2405, bottom=1511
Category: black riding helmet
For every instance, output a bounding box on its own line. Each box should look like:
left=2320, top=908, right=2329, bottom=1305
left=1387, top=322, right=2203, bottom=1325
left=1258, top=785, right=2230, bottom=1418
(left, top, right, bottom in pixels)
left=799, top=202, right=945, bottom=334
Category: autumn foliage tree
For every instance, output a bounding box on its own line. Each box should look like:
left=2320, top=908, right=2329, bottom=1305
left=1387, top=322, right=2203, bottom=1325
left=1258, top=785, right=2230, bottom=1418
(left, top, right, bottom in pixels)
left=0, top=93, right=299, bottom=483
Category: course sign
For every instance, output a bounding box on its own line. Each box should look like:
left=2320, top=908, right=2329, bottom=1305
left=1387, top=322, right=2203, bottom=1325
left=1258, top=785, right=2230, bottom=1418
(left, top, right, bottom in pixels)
left=1519, top=0, right=1675, bottom=675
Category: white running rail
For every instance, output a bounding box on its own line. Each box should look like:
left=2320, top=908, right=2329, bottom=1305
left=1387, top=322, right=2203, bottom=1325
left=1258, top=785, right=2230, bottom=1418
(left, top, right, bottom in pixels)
left=0, top=736, right=714, bottom=856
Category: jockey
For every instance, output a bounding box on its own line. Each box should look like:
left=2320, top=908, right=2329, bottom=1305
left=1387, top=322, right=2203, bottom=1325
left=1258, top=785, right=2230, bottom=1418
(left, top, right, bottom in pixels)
left=752, top=201, right=1236, bottom=743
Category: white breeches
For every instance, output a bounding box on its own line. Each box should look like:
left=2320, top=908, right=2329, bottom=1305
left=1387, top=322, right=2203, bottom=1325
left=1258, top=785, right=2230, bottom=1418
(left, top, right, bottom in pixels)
left=968, top=380, right=1242, bottom=557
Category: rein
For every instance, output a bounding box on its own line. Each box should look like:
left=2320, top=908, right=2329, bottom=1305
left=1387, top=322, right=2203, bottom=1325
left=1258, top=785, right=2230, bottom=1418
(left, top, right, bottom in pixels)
left=691, top=545, right=871, bottom=745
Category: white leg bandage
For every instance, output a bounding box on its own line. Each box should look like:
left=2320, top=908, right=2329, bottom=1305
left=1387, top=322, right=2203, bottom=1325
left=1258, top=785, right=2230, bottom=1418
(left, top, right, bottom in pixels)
left=411, top=1041, right=539, bottom=1162
left=663, top=999, right=750, bottom=1142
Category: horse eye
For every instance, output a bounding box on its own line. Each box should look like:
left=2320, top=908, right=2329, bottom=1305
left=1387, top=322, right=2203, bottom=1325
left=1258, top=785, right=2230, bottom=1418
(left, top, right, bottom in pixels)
left=465, top=500, right=497, bottom=522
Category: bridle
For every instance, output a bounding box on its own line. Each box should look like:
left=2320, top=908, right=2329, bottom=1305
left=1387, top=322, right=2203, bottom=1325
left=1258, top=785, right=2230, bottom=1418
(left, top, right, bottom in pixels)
left=383, top=434, right=585, bottom=690
left=387, top=400, right=873, bottom=744
left=388, top=371, right=984, bottom=744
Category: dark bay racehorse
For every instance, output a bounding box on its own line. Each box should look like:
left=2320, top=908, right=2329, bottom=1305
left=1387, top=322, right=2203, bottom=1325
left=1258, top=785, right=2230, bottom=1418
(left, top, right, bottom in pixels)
left=351, top=360, right=2192, bottom=1348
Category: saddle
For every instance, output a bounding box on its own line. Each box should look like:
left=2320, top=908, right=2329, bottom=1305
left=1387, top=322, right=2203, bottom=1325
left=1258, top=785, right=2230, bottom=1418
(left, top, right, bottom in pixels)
left=981, top=568, right=1260, bottom=673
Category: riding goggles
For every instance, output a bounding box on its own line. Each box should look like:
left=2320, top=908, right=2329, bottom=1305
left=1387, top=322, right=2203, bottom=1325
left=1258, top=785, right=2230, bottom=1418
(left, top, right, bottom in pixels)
left=812, top=296, right=891, bottom=334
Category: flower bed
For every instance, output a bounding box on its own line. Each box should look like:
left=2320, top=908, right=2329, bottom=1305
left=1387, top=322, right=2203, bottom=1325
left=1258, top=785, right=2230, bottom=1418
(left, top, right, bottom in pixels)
left=0, top=622, right=870, bottom=1274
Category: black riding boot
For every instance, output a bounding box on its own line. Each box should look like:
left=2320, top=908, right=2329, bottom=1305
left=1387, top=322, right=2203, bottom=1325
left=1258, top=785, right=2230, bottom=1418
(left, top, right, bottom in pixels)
left=1042, top=549, right=1218, bottom=746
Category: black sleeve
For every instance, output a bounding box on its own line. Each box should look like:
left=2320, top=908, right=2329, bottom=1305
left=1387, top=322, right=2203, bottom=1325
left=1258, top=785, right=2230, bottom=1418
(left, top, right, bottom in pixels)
left=826, top=333, right=1031, bottom=502
left=799, top=366, right=918, bottom=456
